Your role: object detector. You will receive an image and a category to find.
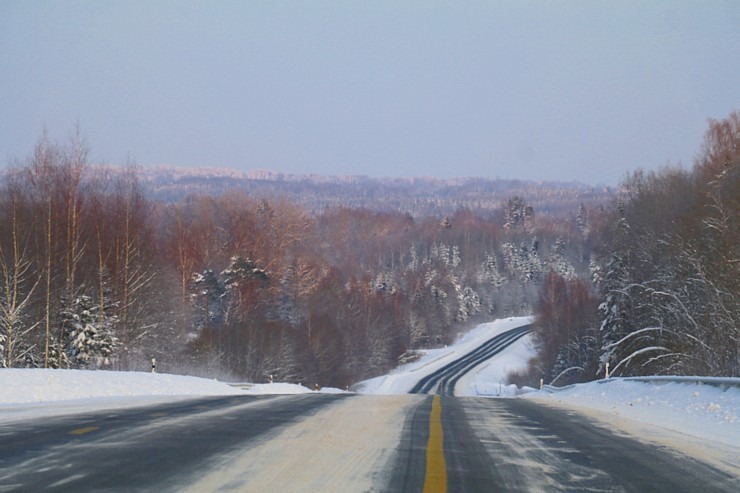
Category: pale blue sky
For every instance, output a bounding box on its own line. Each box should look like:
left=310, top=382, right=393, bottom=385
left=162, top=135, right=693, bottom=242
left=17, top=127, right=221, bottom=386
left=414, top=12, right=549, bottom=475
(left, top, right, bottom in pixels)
left=1, top=1, right=738, bottom=185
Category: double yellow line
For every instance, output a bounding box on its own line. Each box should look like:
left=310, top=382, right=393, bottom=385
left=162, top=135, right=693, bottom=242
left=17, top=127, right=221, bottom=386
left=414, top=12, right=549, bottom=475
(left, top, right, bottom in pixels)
left=423, top=395, right=447, bottom=493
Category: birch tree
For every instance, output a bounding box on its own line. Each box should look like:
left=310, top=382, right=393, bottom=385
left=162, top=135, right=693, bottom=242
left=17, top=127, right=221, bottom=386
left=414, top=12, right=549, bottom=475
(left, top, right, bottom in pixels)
left=0, top=173, right=40, bottom=367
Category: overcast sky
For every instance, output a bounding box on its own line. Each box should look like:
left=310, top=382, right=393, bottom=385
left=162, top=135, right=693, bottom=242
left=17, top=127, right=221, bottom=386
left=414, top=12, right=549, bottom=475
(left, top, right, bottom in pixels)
left=1, top=1, right=738, bottom=185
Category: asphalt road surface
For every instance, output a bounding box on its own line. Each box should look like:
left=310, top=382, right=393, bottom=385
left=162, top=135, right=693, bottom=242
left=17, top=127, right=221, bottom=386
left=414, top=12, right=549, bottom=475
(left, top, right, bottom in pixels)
left=1, top=393, right=737, bottom=492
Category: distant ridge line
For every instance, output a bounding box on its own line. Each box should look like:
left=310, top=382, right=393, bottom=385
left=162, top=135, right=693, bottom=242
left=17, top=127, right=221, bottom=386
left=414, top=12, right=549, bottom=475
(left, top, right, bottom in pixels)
left=125, top=163, right=611, bottom=190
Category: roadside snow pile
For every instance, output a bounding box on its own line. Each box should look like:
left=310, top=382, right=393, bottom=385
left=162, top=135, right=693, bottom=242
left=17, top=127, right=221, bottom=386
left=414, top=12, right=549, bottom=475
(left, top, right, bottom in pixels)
left=0, top=369, right=345, bottom=405
left=0, top=368, right=244, bottom=404
left=526, top=378, right=740, bottom=447
left=356, top=316, right=534, bottom=394
left=0, top=369, right=345, bottom=424
left=242, top=383, right=345, bottom=395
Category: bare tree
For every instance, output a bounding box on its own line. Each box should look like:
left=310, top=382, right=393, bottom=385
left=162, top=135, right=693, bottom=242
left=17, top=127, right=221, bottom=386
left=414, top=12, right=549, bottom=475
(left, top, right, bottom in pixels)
left=26, top=132, right=59, bottom=367
left=0, top=172, right=40, bottom=367
left=110, top=165, right=157, bottom=369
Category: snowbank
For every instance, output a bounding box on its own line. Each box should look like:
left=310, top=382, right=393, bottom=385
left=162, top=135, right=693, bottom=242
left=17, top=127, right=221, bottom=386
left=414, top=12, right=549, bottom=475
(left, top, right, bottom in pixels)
left=525, top=378, right=740, bottom=448
left=0, top=369, right=243, bottom=424
left=0, top=368, right=243, bottom=404
left=0, top=369, right=345, bottom=424
left=241, top=383, right=345, bottom=395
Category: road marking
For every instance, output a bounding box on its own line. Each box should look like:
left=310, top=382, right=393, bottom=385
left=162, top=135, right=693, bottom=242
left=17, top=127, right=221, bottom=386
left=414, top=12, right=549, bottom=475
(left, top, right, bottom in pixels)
left=423, top=395, right=447, bottom=493
left=68, top=426, right=99, bottom=436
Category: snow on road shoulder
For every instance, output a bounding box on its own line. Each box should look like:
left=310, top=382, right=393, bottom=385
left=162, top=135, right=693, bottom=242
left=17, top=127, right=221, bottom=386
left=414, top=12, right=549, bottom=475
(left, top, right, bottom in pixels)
left=524, top=378, right=740, bottom=476
left=355, top=316, right=533, bottom=395
left=0, top=368, right=244, bottom=404
left=241, top=383, right=345, bottom=395
left=525, top=378, right=740, bottom=447
left=0, top=368, right=246, bottom=424
left=0, top=369, right=346, bottom=424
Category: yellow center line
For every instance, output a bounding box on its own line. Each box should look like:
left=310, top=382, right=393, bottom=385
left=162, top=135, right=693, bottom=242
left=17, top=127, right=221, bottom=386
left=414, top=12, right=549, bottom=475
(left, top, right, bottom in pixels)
left=68, top=426, right=99, bottom=436
left=423, top=395, right=447, bottom=493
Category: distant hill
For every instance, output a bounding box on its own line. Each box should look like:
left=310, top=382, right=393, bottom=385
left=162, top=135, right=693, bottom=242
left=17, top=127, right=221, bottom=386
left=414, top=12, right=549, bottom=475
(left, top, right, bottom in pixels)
left=134, top=165, right=615, bottom=218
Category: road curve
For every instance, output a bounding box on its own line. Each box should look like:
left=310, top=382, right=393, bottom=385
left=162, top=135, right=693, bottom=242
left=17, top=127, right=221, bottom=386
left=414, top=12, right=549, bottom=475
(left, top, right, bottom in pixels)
left=409, top=324, right=531, bottom=395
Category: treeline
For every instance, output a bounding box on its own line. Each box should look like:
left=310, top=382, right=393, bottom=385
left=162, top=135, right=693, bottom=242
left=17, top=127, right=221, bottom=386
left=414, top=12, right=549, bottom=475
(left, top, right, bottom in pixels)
left=518, top=111, right=739, bottom=385
left=139, top=166, right=613, bottom=218
left=0, top=130, right=605, bottom=386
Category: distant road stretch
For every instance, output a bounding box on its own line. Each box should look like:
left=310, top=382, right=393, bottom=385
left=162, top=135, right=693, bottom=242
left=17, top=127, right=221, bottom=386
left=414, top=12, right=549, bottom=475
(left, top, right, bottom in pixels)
left=410, top=324, right=532, bottom=395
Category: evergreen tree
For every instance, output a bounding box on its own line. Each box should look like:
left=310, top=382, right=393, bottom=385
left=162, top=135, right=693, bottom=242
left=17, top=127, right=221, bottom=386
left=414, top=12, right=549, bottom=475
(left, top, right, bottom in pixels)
left=190, top=269, right=224, bottom=330
left=597, top=253, right=631, bottom=377
left=456, top=286, right=481, bottom=322
left=546, top=237, right=576, bottom=281
left=60, top=294, right=119, bottom=368
left=478, top=253, right=504, bottom=288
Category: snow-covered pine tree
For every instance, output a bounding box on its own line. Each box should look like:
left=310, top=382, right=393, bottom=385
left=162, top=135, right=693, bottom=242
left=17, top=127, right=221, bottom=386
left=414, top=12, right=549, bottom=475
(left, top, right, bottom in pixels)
left=503, top=240, right=543, bottom=285
left=597, top=253, right=630, bottom=377
left=221, top=256, right=268, bottom=287
left=576, top=203, right=589, bottom=237
left=478, top=253, right=505, bottom=288
left=456, top=286, right=481, bottom=322
left=190, top=269, right=224, bottom=329
left=220, top=255, right=268, bottom=324
left=546, top=237, right=576, bottom=281
left=503, top=196, right=534, bottom=231
left=60, top=294, right=119, bottom=368
left=526, top=239, right=543, bottom=283
left=451, top=245, right=461, bottom=268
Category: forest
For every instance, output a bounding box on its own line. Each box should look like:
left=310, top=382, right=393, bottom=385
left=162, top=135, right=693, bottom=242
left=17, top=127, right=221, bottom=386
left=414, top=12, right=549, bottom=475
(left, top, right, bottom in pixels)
left=1, top=111, right=737, bottom=388
left=518, top=110, right=739, bottom=385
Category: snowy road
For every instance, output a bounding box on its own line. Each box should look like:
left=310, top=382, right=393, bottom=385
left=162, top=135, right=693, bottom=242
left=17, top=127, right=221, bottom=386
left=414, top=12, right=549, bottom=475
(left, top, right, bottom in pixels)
left=1, top=318, right=737, bottom=491
left=1, top=393, right=737, bottom=492
left=0, top=394, right=346, bottom=491
left=409, top=324, right=531, bottom=395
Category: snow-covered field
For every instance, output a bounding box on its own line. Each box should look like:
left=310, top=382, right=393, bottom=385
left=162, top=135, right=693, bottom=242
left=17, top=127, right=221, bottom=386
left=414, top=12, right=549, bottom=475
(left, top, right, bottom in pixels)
left=1, top=316, right=738, bottom=472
